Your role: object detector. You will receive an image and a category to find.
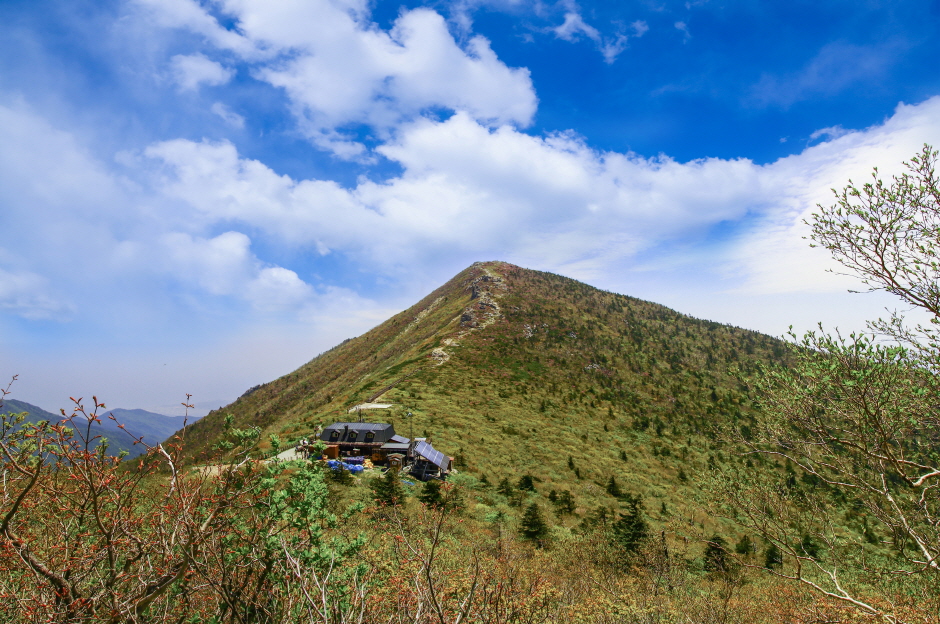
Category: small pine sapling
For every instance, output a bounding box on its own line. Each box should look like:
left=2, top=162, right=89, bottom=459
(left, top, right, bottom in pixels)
left=606, top=475, right=622, bottom=498
left=764, top=543, right=783, bottom=569
left=517, top=474, right=536, bottom=492
left=418, top=479, right=444, bottom=507
left=497, top=477, right=514, bottom=498
left=371, top=468, right=405, bottom=506
left=734, top=534, right=755, bottom=556
left=704, top=535, right=729, bottom=573
left=610, top=493, right=647, bottom=555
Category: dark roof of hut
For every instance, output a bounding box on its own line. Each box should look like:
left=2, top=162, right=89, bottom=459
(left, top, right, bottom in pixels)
left=320, top=422, right=396, bottom=444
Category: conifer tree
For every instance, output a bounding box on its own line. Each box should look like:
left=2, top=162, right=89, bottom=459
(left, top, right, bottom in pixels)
left=764, top=543, right=783, bottom=570
left=606, top=475, right=622, bottom=498
left=610, top=493, right=647, bottom=554
left=552, top=490, right=575, bottom=515
left=517, top=474, right=536, bottom=492
left=704, top=535, right=728, bottom=573
left=371, top=468, right=404, bottom=506
left=418, top=479, right=443, bottom=507
left=800, top=534, right=820, bottom=560
left=519, top=503, right=549, bottom=546
left=734, top=534, right=755, bottom=556
left=327, top=466, right=354, bottom=485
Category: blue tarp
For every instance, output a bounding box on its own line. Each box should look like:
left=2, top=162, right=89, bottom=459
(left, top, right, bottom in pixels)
left=327, top=460, right=364, bottom=473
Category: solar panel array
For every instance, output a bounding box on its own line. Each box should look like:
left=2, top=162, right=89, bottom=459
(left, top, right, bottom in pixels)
left=414, top=440, right=449, bottom=469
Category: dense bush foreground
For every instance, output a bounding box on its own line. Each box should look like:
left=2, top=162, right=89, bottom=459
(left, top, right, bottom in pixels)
left=0, top=388, right=932, bottom=624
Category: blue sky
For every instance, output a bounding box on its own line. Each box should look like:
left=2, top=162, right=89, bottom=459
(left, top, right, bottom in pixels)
left=2, top=0, right=940, bottom=414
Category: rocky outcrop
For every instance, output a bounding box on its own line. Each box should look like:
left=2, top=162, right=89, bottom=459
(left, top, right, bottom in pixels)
left=460, top=273, right=505, bottom=329
left=430, top=266, right=506, bottom=365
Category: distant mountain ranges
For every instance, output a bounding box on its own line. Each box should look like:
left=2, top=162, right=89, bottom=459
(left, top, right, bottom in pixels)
left=0, top=399, right=198, bottom=459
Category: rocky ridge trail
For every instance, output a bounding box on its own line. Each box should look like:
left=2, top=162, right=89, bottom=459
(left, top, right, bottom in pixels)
left=431, top=264, right=506, bottom=365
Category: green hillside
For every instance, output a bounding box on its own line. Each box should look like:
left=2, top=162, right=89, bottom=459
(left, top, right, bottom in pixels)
left=182, top=261, right=787, bottom=528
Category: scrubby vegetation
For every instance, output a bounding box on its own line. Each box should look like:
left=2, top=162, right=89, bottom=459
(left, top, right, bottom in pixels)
left=2, top=388, right=924, bottom=623
left=711, top=146, right=940, bottom=622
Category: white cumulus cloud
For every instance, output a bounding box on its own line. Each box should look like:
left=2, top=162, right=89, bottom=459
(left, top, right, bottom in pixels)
left=159, top=232, right=313, bottom=310
left=210, top=102, right=245, bottom=128
left=728, top=97, right=940, bottom=295
left=139, top=97, right=940, bottom=294
left=170, top=53, right=234, bottom=91
left=139, top=0, right=536, bottom=157
left=552, top=8, right=645, bottom=63
left=142, top=111, right=765, bottom=278
left=0, top=268, right=74, bottom=321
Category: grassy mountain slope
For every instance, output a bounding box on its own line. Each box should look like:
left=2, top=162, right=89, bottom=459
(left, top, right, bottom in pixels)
left=182, top=261, right=788, bottom=529
left=0, top=399, right=194, bottom=458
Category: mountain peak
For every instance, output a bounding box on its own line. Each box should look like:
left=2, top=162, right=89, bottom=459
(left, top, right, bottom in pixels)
left=181, top=264, right=786, bottom=517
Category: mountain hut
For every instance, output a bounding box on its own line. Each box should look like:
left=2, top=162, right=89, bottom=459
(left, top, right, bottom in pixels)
left=320, top=422, right=419, bottom=462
